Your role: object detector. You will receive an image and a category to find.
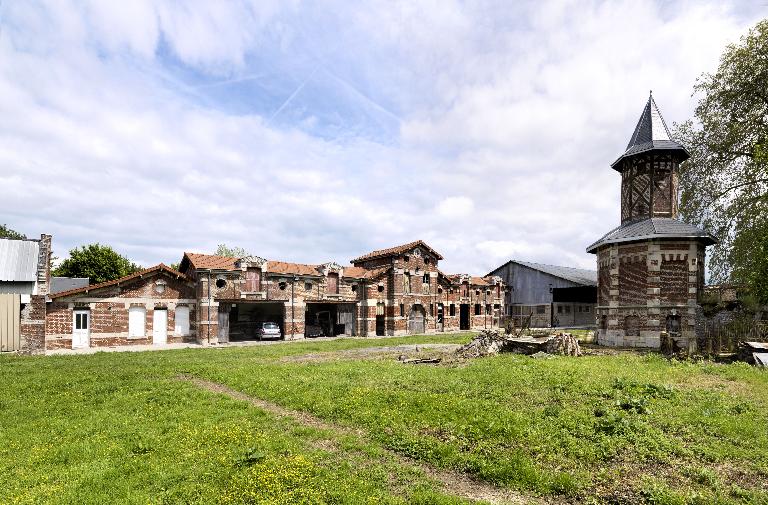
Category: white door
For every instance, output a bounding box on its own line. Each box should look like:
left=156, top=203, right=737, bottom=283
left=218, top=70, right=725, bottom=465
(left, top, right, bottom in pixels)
left=72, top=310, right=90, bottom=349
left=153, top=309, right=168, bottom=345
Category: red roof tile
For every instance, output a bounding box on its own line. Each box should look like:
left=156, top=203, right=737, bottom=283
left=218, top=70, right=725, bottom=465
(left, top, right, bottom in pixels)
left=50, top=264, right=192, bottom=298
left=351, top=240, right=444, bottom=263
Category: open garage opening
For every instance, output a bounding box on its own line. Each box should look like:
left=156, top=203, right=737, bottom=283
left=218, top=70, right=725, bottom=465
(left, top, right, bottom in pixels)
left=228, top=302, right=285, bottom=341
left=305, top=303, right=356, bottom=338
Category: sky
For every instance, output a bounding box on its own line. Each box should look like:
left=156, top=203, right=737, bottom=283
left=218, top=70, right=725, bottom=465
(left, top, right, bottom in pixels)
left=0, top=1, right=764, bottom=275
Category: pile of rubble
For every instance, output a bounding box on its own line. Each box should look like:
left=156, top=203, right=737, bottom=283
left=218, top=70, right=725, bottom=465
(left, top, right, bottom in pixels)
left=457, top=329, right=582, bottom=358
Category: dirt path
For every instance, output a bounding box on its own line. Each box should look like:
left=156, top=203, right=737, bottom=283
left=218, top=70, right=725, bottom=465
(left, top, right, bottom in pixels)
left=179, top=375, right=544, bottom=505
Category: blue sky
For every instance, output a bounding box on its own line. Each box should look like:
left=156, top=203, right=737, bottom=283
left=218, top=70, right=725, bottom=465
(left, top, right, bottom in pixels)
left=0, top=1, right=764, bottom=274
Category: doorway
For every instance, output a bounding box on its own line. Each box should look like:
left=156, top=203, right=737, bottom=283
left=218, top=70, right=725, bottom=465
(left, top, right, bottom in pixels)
left=153, top=308, right=168, bottom=345
left=459, top=304, right=470, bottom=330
left=408, top=304, right=426, bottom=334
left=437, top=303, right=444, bottom=331
left=72, top=310, right=90, bottom=349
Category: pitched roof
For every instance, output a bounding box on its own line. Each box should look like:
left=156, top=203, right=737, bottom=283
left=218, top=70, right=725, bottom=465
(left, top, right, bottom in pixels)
left=50, top=277, right=89, bottom=295
left=267, top=261, right=322, bottom=276
left=586, top=217, right=717, bottom=253
left=611, top=93, right=689, bottom=169
left=183, top=252, right=237, bottom=271
left=0, top=238, right=39, bottom=282
left=182, top=252, right=388, bottom=279
left=50, top=264, right=192, bottom=298
left=494, top=260, right=597, bottom=286
left=343, top=266, right=390, bottom=280
left=446, top=274, right=493, bottom=286
left=351, top=240, right=444, bottom=263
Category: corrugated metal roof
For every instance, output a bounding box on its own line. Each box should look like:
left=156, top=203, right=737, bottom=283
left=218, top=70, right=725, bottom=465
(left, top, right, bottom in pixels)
left=611, top=94, right=689, bottom=169
left=50, top=277, right=89, bottom=294
left=512, top=261, right=597, bottom=286
left=587, top=217, right=717, bottom=253
left=0, top=238, right=39, bottom=282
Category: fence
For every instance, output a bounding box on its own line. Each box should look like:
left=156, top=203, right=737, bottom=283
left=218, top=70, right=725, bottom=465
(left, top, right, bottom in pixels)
left=698, top=318, right=768, bottom=355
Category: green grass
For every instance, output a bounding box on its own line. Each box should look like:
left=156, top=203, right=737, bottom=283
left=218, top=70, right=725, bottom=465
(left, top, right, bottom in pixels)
left=1, top=333, right=768, bottom=504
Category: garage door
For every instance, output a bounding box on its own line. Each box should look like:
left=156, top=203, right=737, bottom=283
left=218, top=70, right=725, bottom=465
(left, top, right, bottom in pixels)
left=0, top=294, right=21, bottom=352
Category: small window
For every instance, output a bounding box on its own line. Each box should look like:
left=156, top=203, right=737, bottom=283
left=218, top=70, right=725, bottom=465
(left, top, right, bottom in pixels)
left=536, top=305, right=545, bottom=314
left=485, top=304, right=491, bottom=314
left=154, top=279, right=167, bottom=294
left=578, top=306, right=582, bottom=313
left=377, top=284, right=384, bottom=293
left=475, top=289, right=480, bottom=295
left=75, top=312, right=89, bottom=330
left=403, top=255, right=409, bottom=263
left=424, top=258, right=430, bottom=265
left=423, top=273, right=430, bottom=284
left=474, top=304, right=481, bottom=315
left=437, top=287, right=443, bottom=294
left=585, top=306, right=590, bottom=313
left=565, top=305, right=571, bottom=314
left=279, top=282, right=287, bottom=290
left=449, top=304, right=456, bottom=316
left=400, top=304, right=404, bottom=316
left=215, top=278, right=227, bottom=289
left=305, top=282, right=312, bottom=291
left=351, top=284, right=358, bottom=292
left=430, top=303, right=434, bottom=316
left=557, top=305, right=563, bottom=314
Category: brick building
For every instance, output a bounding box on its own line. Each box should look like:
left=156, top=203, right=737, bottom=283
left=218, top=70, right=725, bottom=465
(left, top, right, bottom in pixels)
left=587, top=94, right=716, bottom=348
left=38, top=240, right=504, bottom=350
left=46, top=264, right=198, bottom=350
left=179, top=240, right=505, bottom=343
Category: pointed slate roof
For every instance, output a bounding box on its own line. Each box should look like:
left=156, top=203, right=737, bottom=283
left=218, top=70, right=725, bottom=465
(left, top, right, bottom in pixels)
left=611, top=93, right=689, bottom=170
left=586, top=217, right=717, bottom=253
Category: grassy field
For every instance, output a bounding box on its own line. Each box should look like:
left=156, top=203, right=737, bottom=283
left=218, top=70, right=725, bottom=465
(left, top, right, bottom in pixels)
left=1, top=334, right=767, bottom=504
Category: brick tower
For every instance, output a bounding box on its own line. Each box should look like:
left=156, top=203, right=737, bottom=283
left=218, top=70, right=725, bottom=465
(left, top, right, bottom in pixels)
left=587, top=93, right=716, bottom=349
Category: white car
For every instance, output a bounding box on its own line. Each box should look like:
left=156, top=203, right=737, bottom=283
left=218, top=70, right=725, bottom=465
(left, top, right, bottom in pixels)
left=256, top=322, right=282, bottom=340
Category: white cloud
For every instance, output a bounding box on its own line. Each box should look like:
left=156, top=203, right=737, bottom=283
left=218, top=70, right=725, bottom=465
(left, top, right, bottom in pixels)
left=0, top=0, right=761, bottom=275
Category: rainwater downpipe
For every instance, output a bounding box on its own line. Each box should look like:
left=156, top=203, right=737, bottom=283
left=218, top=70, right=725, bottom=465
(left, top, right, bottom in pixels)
left=207, top=271, right=211, bottom=345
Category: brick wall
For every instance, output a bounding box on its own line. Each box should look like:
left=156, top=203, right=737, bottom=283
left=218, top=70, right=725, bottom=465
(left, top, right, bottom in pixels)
left=46, top=270, right=197, bottom=350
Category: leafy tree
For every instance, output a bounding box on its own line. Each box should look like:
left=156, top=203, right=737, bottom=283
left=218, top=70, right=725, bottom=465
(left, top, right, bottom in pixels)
left=53, top=244, right=140, bottom=284
left=0, top=224, right=26, bottom=240
left=215, top=244, right=250, bottom=258
left=675, top=19, right=768, bottom=303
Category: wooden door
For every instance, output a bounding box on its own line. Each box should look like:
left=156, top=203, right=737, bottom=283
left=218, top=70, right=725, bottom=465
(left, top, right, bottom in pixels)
left=218, top=304, right=230, bottom=343
left=153, top=309, right=168, bottom=345
left=246, top=268, right=261, bottom=291
left=408, top=305, right=425, bottom=335
left=327, top=273, right=339, bottom=294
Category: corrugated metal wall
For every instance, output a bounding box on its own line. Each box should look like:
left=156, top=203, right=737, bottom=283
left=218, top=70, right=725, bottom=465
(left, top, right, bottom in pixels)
left=0, top=293, right=21, bottom=352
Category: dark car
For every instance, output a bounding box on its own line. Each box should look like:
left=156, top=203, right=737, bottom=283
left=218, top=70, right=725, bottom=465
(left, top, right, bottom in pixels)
left=305, top=324, right=324, bottom=338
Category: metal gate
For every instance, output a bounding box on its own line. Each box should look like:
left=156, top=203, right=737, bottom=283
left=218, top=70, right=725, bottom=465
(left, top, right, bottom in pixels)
left=0, top=294, right=21, bottom=352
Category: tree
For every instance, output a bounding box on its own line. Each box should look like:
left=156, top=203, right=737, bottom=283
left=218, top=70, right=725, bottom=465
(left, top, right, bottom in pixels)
left=675, top=19, right=768, bottom=303
left=0, top=224, right=26, bottom=240
left=53, top=244, right=140, bottom=284
left=215, top=244, right=250, bottom=258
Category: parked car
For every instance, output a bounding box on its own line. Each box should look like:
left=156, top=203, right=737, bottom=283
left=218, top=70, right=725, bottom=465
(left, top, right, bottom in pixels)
left=305, top=324, right=324, bottom=338
left=257, top=321, right=282, bottom=340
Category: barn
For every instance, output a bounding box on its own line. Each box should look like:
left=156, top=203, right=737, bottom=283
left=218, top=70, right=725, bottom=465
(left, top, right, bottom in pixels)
left=487, top=260, right=597, bottom=328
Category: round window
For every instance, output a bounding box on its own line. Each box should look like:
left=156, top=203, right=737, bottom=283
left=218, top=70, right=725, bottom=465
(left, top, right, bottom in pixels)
left=279, top=282, right=287, bottom=290
left=215, top=278, right=227, bottom=289
left=377, top=285, right=384, bottom=292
